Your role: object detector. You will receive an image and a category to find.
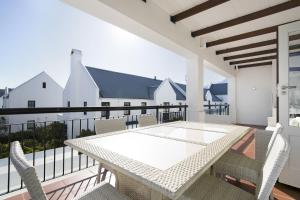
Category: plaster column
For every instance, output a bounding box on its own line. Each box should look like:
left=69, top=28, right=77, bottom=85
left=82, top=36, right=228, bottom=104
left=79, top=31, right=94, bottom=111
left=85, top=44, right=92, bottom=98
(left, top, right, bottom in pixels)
left=186, top=56, right=205, bottom=122
left=227, top=76, right=237, bottom=123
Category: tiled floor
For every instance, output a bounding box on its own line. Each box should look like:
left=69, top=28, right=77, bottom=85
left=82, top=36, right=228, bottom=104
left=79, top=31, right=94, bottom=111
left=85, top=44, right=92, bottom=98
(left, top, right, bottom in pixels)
left=4, top=127, right=300, bottom=200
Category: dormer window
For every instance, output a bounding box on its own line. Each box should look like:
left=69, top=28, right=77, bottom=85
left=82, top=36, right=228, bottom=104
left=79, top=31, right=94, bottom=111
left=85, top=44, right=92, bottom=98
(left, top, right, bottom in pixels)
left=42, top=82, right=46, bottom=88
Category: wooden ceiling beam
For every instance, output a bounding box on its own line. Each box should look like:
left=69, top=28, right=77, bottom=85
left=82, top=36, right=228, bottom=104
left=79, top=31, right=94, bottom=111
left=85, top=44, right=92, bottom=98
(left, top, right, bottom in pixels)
left=206, top=20, right=300, bottom=47
left=290, top=44, right=300, bottom=50
left=192, top=1, right=300, bottom=37
left=207, top=26, right=277, bottom=47
left=224, top=48, right=277, bottom=60
left=236, top=61, right=273, bottom=69
left=230, top=55, right=277, bottom=65
left=216, top=39, right=276, bottom=55
left=170, top=0, right=230, bottom=23
left=216, top=33, right=300, bottom=55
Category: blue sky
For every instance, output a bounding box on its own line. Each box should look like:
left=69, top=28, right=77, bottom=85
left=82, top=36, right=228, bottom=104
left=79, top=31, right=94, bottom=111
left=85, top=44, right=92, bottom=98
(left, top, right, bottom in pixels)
left=0, top=0, right=225, bottom=89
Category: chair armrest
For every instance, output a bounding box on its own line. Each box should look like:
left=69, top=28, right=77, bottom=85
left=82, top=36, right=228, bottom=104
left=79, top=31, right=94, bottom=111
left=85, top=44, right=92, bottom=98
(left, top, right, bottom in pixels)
left=255, top=130, right=272, bottom=163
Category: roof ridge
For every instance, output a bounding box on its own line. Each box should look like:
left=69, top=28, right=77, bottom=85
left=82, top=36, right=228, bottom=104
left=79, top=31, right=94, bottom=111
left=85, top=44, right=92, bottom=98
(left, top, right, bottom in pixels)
left=85, top=66, right=163, bottom=82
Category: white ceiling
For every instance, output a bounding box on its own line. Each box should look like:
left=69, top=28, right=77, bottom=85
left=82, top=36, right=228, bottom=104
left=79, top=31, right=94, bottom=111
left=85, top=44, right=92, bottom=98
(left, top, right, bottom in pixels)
left=151, top=0, right=300, bottom=67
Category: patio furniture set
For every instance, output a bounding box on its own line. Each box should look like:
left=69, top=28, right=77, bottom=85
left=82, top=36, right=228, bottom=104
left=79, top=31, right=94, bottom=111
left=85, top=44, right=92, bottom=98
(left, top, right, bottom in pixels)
left=10, top=115, right=290, bottom=200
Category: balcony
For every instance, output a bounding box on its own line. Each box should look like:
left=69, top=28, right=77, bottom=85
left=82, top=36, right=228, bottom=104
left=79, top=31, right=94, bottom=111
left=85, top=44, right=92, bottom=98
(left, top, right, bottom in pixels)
left=0, top=105, right=187, bottom=196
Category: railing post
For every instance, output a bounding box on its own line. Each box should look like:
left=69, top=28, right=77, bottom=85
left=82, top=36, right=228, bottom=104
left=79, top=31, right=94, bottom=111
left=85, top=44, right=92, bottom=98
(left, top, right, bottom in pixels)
left=219, top=104, right=222, bottom=115
left=184, top=104, right=187, bottom=121
left=156, top=107, right=159, bottom=123
left=208, top=101, right=211, bottom=114
left=227, top=104, right=230, bottom=115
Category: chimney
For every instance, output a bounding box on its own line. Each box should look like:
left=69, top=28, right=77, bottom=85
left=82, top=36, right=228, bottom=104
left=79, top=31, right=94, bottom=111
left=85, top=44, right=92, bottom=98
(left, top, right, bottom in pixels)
left=4, top=87, right=9, bottom=95
left=71, top=49, right=82, bottom=73
left=154, top=76, right=157, bottom=80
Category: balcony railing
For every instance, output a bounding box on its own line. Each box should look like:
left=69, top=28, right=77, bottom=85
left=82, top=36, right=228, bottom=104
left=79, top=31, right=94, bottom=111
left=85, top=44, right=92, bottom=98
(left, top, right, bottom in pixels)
left=204, top=101, right=229, bottom=115
left=0, top=105, right=187, bottom=196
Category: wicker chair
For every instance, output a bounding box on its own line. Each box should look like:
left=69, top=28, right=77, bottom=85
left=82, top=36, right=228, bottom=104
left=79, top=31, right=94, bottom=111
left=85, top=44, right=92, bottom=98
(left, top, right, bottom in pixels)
left=213, top=123, right=283, bottom=184
left=179, top=133, right=290, bottom=200
left=95, top=118, right=127, bottom=183
left=10, top=141, right=129, bottom=200
left=137, top=115, right=157, bottom=127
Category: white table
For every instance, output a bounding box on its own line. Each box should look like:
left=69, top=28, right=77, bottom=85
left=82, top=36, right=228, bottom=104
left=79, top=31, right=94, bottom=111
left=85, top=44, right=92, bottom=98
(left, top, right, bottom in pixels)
left=65, top=121, right=251, bottom=199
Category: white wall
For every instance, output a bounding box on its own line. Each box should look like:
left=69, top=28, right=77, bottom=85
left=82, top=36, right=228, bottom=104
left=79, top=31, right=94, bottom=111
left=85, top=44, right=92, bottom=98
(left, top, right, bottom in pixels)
left=5, top=72, right=63, bottom=132
left=236, top=66, right=273, bottom=126
left=63, top=49, right=99, bottom=120
left=154, top=80, right=176, bottom=105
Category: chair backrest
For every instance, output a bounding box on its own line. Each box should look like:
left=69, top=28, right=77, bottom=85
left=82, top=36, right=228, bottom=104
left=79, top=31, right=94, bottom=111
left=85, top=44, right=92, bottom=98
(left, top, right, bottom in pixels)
left=137, top=115, right=157, bottom=127
left=95, top=118, right=126, bottom=134
left=256, top=134, right=290, bottom=200
left=266, top=123, right=283, bottom=157
left=10, top=141, right=48, bottom=200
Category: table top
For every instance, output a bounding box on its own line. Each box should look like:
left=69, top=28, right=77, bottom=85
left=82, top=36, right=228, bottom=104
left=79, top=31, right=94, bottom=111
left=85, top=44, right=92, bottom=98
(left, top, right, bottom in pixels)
left=65, top=121, right=250, bottom=199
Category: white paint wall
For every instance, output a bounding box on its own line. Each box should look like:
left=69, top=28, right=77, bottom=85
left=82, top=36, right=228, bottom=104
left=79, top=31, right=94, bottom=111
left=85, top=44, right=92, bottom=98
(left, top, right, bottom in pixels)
left=63, top=49, right=99, bottom=120
left=5, top=72, right=63, bottom=132
left=236, top=66, right=273, bottom=126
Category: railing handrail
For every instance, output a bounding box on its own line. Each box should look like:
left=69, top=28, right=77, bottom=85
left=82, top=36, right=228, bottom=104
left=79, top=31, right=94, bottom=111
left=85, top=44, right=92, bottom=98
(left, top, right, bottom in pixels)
left=0, top=105, right=188, bottom=115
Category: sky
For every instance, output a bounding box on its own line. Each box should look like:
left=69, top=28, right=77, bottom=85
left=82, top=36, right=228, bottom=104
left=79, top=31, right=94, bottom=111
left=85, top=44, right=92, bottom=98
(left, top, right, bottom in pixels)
left=0, top=0, right=225, bottom=89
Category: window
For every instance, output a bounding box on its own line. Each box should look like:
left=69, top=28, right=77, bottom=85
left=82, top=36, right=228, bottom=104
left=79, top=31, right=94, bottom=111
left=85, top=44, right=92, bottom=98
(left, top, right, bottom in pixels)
left=101, top=102, right=110, bottom=119
left=28, top=100, right=35, bottom=108
left=83, top=101, right=87, bottom=115
left=124, top=102, right=131, bottom=115
left=27, top=120, right=35, bottom=130
left=42, top=82, right=46, bottom=88
left=141, top=102, right=147, bottom=114
left=67, top=101, right=70, bottom=107
left=163, top=102, right=170, bottom=113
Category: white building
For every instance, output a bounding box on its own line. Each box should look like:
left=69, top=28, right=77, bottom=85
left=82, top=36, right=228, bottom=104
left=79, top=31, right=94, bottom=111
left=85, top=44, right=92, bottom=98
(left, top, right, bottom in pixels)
left=2, top=72, right=63, bottom=132
left=63, top=49, right=186, bottom=137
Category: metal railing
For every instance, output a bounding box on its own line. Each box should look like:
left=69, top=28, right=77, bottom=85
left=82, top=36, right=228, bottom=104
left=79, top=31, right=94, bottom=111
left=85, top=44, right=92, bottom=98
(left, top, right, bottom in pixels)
left=204, top=101, right=229, bottom=115
left=0, top=105, right=187, bottom=195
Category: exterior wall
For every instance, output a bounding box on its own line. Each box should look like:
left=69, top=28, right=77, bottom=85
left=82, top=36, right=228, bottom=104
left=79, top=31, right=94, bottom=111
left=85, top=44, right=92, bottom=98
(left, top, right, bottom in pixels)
left=5, top=72, right=63, bottom=132
left=236, top=66, right=273, bottom=126
left=154, top=79, right=185, bottom=112
left=154, top=80, right=176, bottom=105
left=99, top=98, right=155, bottom=117
left=63, top=50, right=100, bottom=138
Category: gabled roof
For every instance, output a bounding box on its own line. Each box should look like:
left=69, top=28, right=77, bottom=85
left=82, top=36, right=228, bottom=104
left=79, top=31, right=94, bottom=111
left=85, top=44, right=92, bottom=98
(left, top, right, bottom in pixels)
left=0, top=89, right=5, bottom=98
left=0, top=88, right=13, bottom=97
left=210, top=83, right=227, bottom=95
left=85, top=67, right=227, bottom=101
left=170, top=83, right=186, bottom=101
left=86, top=67, right=182, bottom=100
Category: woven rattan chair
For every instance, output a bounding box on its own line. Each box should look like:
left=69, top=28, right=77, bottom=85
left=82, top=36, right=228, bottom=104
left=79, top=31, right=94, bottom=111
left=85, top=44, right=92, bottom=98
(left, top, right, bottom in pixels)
left=137, top=115, right=157, bottom=127
left=180, top=133, right=290, bottom=200
left=95, top=118, right=127, bottom=183
left=213, top=123, right=283, bottom=184
left=10, top=141, right=129, bottom=200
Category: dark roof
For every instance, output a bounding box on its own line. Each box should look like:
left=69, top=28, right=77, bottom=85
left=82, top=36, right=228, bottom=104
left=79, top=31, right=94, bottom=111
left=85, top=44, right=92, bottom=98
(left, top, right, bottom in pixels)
left=0, top=88, right=13, bottom=98
left=86, top=67, right=185, bottom=100
left=170, top=83, right=186, bottom=101
left=0, top=89, right=4, bottom=97
left=85, top=67, right=227, bottom=101
left=210, top=83, right=227, bottom=95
